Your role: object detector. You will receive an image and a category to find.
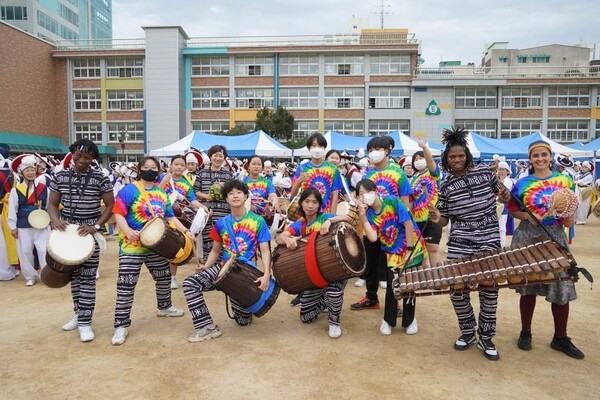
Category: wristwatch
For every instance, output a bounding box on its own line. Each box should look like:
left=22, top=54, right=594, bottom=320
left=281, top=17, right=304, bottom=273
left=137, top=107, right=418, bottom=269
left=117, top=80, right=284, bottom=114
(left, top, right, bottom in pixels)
left=93, top=224, right=102, bottom=231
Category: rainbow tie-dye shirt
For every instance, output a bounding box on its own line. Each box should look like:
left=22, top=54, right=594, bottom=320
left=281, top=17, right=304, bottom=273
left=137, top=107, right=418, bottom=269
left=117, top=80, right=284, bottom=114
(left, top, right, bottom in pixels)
left=165, top=176, right=196, bottom=202
left=410, top=167, right=441, bottom=223
left=210, top=211, right=271, bottom=263
left=364, top=162, right=412, bottom=198
left=243, top=175, right=275, bottom=215
left=113, top=183, right=175, bottom=255
left=285, top=212, right=336, bottom=237
left=366, top=196, right=426, bottom=269
left=292, top=161, right=343, bottom=213
left=509, top=171, right=575, bottom=227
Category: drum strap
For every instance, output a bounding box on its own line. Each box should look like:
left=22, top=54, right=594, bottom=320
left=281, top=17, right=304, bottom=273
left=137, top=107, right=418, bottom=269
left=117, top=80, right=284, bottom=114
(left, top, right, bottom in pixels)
left=304, top=231, right=328, bottom=288
left=134, top=182, right=156, bottom=218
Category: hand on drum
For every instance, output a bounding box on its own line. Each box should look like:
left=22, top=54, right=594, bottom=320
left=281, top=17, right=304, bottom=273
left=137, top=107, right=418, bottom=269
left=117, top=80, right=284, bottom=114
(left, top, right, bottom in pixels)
left=126, top=228, right=141, bottom=242
left=50, top=219, right=69, bottom=231
left=319, top=220, right=332, bottom=235
left=497, top=185, right=512, bottom=203
left=254, top=274, right=270, bottom=291
left=284, top=235, right=300, bottom=250
left=77, top=225, right=97, bottom=236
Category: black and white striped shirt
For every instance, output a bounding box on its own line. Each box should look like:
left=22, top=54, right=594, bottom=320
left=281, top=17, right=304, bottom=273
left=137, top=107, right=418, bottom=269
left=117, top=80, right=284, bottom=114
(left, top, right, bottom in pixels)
left=193, top=167, right=233, bottom=212
left=437, top=165, right=500, bottom=259
left=49, top=167, right=113, bottom=225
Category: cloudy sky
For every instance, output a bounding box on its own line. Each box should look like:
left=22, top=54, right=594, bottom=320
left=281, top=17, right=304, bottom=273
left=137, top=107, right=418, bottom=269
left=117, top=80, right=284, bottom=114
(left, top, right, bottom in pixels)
left=112, top=0, right=600, bottom=67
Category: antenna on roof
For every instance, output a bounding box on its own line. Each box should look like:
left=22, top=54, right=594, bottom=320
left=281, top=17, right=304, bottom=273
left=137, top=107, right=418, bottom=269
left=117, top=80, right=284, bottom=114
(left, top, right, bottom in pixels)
left=372, top=0, right=393, bottom=29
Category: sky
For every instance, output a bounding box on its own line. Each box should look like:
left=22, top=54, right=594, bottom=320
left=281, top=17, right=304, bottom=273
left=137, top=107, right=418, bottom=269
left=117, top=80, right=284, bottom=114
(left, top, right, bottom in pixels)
left=112, top=0, right=600, bottom=67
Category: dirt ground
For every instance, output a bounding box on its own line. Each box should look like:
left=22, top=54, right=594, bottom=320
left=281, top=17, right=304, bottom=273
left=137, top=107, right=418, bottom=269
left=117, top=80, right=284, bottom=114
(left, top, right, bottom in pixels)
left=1, top=218, right=598, bottom=400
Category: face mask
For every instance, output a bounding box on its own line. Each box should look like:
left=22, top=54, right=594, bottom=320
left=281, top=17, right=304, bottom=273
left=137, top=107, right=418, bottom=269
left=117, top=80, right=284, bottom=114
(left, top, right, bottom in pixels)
left=414, top=159, right=427, bottom=171
left=363, top=192, right=377, bottom=206
left=140, top=169, right=159, bottom=182
left=368, top=150, right=385, bottom=164
left=309, top=147, right=325, bottom=159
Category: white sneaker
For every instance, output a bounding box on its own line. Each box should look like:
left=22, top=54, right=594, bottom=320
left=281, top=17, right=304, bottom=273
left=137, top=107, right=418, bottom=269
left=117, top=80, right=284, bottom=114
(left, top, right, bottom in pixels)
left=78, top=326, right=95, bottom=342
left=62, top=315, right=78, bottom=331
left=111, top=327, right=128, bottom=345
left=25, top=279, right=36, bottom=286
left=188, top=326, right=222, bottom=343
left=380, top=319, right=392, bottom=336
left=379, top=281, right=387, bottom=289
left=328, top=324, right=342, bottom=339
left=157, top=306, right=184, bottom=317
left=170, top=277, right=179, bottom=290
left=405, top=318, right=418, bottom=335
left=354, top=278, right=366, bottom=287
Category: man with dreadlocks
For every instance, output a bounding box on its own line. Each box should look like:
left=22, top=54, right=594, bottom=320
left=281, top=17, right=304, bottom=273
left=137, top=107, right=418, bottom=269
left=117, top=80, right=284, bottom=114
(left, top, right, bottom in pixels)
left=429, top=127, right=511, bottom=361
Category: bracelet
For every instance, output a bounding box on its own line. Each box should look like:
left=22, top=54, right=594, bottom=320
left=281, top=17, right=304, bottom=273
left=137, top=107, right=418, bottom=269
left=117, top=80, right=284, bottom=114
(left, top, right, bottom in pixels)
left=406, top=246, right=415, bottom=251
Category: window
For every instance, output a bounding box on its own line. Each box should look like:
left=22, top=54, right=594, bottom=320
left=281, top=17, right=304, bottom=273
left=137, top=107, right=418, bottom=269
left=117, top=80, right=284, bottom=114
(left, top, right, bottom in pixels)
left=517, top=56, right=527, bottom=63
left=73, top=58, right=101, bottom=78
left=455, top=119, right=497, bottom=138
left=191, top=57, right=230, bottom=76
left=279, top=88, right=319, bottom=108
left=532, top=55, right=550, bottom=63
left=60, top=4, right=78, bottom=26
left=74, top=91, right=101, bottom=111
left=280, top=55, right=319, bottom=75
left=293, top=121, right=319, bottom=140
left=595, top=121, right=600, bottom=140
left=455, top=87, right=497, bottom=108
left=1, top=6, right=28, bottom=20
left=498, top=56, right=508, bottom=63
left=107, top=90, right=144, bottom=110
left=370, top=54, right=411, bottom=74
left=548, top=86, right=590, bottom=107
left=500, top=120, right=541, bottom=139
left=107, top=123, right=144, bottom=143
left=324, top=120, right=364, bottom=136
left=234, top=56, right=274, bottom=76
left=235, top=89, right=273, bottom=108
left=368, top=120, right=410, bottom=136
left=369, top=87, right=410, bottom=109
left=37, top=11, right=78, bottom=40
left=502, top=87, right=542, bottom=108
left=74, top=123, right=102, bottom=143
left=324, top=88, right=364, bottom=108
left=106, top=58, right=144, bottom=78
left=192, top=121, right=230, bottom=133
left=191, top=89, right=229, bottom=109
left=325, top=54, right=364, bottom=75
left=546, top=120, right=589, bottom=142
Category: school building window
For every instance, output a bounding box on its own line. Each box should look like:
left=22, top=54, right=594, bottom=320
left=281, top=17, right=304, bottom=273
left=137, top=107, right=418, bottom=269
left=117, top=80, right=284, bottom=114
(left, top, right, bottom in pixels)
left=369, top=87, right=410, bottom=109
left=546, top=120, right=589, bottom=142
left=370, top=54, right=411, bottom=74
left=324, top=88, right=364, bottom=108
left=279, top=88, right=319, bottom=108
left=293, top=121, right=319, bottom=140
left=192, top=121, right=230, bottom=133
left=502, top=87, right=542, bottom=108
left=234, top=56, right=274, bottom=76
left=191, top=88, right=230, bottom=109
left=548, top=86, right=590, bottom=107
left=235, top=89, right=274, bottom=108
left=1, top=6, right=27, bottom=20
left=324, top=54, right=364, bottom=75
left=324, top=120, right=364, bottom=136
left=368, top=120, right=410, bottom=136
left=74, top=123, right=102, bottom=143
left=106, top=58, right=144, bottom=78
left=191, top=57, right=230, bottom=76
left=107, top=122, right=144, bottom=142
left=74, top=91, right=101, bottom=110
left=500, top=120, right=541, bottom=139
left=455, top=119, right=497, bottom=138
left=73, top=58, right=101, bottom=78
left=455, top=87, right=497, bottom=108
left=279, top=55, right=319, bottom=75
left=107, top=90, right=144, bottom=110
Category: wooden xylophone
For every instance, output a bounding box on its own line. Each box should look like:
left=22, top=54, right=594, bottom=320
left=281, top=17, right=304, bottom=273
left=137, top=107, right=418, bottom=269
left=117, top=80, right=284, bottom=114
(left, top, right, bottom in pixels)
left=394, top=235, right=576, bottom=297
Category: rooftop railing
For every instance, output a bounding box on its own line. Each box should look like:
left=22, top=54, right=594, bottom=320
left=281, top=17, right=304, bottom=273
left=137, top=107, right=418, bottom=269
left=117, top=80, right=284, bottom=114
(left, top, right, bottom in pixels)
left=415, top=65, right=600, bottom=79
left=54, top=38, right=146, bottom=51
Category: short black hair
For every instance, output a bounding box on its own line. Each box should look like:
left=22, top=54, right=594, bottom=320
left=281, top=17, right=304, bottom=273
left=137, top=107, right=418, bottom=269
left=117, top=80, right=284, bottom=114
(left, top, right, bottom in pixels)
left=247, top=155, right=263, bottom=167
left=355, top=179, right=377, bottom=195
left=299, top=187, right=322, bottom=220
left=366, top=136, right=391, bottom=153
left=208, top=144, right=228, bottom=158
left=222, top=179, right=249, bottom=198
left=171, top=154, right=185, bottom=163
left=69, top=139, right=99, bottom=159
left=306, top=133, right=327, bottom=149
left=412, top=151, right=425, bottom=170
left=326, top=149, right=341, bottom=160
left=137, top=156, right=160, bottom=174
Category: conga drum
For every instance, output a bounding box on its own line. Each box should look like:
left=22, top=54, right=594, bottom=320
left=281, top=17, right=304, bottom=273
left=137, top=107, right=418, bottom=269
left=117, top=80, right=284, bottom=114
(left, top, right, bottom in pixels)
left=335, top=201, right=359, bottom=227
left=139, top=218, right=193, bottom=265
left=214, top=256, right=280, bottom=318
left=42, top=224, right=95, bottom=288
left=28, top=209, right=50, bottom=229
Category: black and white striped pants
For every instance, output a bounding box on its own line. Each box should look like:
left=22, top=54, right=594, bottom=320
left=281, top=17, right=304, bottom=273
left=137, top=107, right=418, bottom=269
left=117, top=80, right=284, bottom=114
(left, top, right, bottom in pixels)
left=450, top=289, right=498, bottom=340
left=183, top=264, right=252, bottom=330
left=114, top=252, right=172, bottom=328
left=70, top=242, right=99, bottom=326
left=300, top=279, right=347, bottom=326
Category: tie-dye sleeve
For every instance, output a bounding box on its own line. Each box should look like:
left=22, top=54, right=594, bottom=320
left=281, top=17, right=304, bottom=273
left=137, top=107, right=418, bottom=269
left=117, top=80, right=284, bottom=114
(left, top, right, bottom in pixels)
left=394, top=197, right=411, bottom=224
left=113, top=184, right=132, bottom=217
left=284, top=220, right=303, bottom=236
left=332, top=168, right=344, bottom=192
left=266, top=178, right=276, bottom=196
left=398, top=173, right=412, bottom=197
left=257, top=216, right=271, bottom=243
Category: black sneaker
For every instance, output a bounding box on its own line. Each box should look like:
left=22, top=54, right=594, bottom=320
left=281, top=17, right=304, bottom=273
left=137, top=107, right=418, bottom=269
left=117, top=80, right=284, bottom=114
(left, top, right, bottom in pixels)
left=550, top=336, right=585, bottom=359
left=350, top=296, right=380, bottom=310
left=477, top=338, right=500, bottom=361
left=517, top=330, right=532, bottom=351
left=454, top=333, right=476, bottom=350
left=290, top=294, right=302, bottom=307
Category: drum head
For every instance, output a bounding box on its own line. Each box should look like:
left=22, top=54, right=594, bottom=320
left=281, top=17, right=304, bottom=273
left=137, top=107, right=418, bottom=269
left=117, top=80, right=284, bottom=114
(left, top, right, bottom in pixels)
left=47, top=224, right=95, bottom=265
left=331, top=222, right=366, bottom=274
left=140, top=218, right=167, bottom=247
left=168, top=192, right=179, bottom=206
left=28, top=209, right=50, bottom=229
left=189, top=208, right=208, bottom=235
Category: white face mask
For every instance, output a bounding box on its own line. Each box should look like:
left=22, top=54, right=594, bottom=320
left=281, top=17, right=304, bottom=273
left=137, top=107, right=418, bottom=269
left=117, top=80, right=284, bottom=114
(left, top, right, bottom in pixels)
left=368, top=150, right=385, bottom=164
left=363, top=192, right=377, bottom=206
left=310, top=147, right=326, bottom=159
left=414, top=159, right=427, bottom=171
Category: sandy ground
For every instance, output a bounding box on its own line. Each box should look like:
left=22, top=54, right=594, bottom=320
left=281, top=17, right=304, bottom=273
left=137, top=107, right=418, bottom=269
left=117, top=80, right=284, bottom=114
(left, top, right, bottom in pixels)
left=0, top=218, right=598, bottom=400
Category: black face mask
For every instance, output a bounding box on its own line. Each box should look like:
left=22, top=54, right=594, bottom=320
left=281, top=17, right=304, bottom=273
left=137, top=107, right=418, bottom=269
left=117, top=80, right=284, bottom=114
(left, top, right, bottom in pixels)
left=139, top=169, right=159, bottom=182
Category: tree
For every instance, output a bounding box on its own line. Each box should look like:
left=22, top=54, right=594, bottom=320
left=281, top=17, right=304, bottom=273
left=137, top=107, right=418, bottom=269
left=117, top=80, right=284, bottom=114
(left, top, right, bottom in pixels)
left=224, top=125, right=252, bottom=136
left=254, top=106, right=295, bottom=142
left=255, top=107, right=273, bottom=133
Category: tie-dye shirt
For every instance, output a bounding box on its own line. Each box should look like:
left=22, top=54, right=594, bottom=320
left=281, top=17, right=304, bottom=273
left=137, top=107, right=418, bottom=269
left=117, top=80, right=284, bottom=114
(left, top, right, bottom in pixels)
left=292, top=161, right=343, bottom=213
left=113, top=183, right=175, bottom=255
left=210, top=211, right=271, bottom=263
left=410, top=167, right=441, bottom=223
left=364, top=162, right=412, bottom=199
left=366, top=196, right=426, bottom=269
left=509, top=171, right=575, bottom=227
left=164, top=176, right=196, bottom=202
left=243, top=175, right=275, bottom=215
left=285, top=212, right=336, bottom=236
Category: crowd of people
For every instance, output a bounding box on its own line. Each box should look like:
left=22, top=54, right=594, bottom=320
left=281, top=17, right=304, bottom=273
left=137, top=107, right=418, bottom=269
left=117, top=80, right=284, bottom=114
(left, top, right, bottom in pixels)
left=0, top=130, right=595, bottom=360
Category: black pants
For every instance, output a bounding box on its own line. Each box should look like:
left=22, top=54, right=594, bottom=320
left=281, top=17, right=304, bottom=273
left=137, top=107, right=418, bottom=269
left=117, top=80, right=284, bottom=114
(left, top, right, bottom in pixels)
left=363, top=238, right=388, bottom=301
left=384, top=268, right=416, bottom=328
